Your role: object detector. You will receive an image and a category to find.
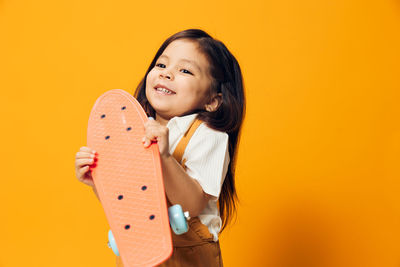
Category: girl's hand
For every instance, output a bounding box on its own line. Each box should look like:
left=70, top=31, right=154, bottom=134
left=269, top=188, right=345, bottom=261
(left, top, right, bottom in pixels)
left=143, top=118, right=170, bottom=158
left=75, top=146, right=97, bottom=187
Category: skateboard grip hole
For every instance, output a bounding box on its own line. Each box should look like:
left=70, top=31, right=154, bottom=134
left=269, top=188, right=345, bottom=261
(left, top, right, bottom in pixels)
left=118, top=195, right=123, bottom=200
left=141, top=186, right=147, bottom=191
left=101, top=114, right=106, bottom=119
left=125, top=225, right=130, bottom=230
left=149, top=215, right=155, bottom=220
left=121, top=106, right=126, bottom=110
left=127, top=127, right=132, bottom=131
left=105, top=135, right=110, bottom=140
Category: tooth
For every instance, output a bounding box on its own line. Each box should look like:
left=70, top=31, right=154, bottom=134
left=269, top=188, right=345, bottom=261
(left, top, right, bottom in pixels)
left=156, top=87, right=172, bottom=94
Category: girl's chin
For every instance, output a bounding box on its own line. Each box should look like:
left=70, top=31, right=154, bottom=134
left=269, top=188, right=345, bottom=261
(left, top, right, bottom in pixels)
left=153, top=112, right=176, bottom=123
left=152, top=108, right=175, bottom=119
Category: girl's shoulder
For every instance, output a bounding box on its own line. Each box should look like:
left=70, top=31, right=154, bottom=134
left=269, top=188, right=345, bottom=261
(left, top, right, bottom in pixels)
left=197, top=121, right=228, bottom=140
left=190, top=120, right=229, bottom=148
left=169, top=113, right=228, bottom=144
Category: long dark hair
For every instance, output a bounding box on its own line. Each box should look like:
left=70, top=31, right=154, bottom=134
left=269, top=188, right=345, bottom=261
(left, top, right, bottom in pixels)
left=133, top=29, right=245, bottom=232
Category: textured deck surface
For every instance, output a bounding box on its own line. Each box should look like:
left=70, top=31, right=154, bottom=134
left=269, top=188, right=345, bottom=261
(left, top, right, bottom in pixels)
left=87, top=89, right=172, bottom=267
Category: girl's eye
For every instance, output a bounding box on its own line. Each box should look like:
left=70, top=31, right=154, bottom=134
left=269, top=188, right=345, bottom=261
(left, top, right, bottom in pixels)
left=155, top=63, right=192, bottom=75
left=181, top=69, right=192, bottom=75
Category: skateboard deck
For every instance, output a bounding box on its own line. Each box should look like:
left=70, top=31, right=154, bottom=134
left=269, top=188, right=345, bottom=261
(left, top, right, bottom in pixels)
left=87, top=89, right=172, bottom=267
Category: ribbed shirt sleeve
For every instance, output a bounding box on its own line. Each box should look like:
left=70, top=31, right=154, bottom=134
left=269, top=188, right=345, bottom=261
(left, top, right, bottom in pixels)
left=182, top=123, right=230, bottom=199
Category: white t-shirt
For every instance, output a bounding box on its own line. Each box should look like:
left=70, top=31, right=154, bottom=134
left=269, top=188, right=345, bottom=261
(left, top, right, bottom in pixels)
left=166, top=113, right=230, bottom=241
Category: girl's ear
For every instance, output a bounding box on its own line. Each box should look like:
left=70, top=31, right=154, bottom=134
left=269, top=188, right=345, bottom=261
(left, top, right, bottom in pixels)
left=205, top=93, right=222, bottom=112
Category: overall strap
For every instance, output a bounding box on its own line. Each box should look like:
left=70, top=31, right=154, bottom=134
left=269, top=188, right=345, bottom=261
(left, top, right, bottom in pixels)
left=172, top=118, right=202, bottom=166
left=167, top=117, right=216, bottom=248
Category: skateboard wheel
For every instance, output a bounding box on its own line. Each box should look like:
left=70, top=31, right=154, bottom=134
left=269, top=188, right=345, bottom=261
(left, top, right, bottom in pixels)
left=168, top=204, right=189, bottom=235
left=107, top=229, right=120, bottom=256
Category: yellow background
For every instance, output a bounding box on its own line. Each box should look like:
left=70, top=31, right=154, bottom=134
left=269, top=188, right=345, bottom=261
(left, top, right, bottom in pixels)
left=1, top=0, right=399, bottom=266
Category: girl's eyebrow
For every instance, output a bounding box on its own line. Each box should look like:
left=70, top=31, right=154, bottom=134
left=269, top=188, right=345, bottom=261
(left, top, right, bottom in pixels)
left=158, top=54, right=202, bottom=73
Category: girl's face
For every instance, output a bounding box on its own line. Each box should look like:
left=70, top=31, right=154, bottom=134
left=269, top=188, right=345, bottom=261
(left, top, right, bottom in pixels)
left=145, top=39, right=213, bottom=124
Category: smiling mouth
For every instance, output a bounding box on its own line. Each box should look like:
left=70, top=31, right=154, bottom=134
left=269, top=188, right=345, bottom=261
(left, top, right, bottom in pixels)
left=154, top=87, right=176, bottom=95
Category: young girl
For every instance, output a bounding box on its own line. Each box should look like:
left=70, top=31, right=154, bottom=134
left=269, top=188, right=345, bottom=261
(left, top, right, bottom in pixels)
left=74, top=28, right=245, bottom=266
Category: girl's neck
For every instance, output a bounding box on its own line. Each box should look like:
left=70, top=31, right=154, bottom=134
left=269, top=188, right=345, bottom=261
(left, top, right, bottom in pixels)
left=155, top=114, right=169, bottom=126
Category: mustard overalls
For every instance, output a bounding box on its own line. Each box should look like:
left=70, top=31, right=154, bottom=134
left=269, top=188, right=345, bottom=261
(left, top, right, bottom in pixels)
left=116, top=118, right=223, bottom=267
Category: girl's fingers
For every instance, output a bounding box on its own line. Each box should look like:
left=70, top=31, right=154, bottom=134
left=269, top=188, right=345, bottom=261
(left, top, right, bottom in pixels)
left=82, top=180, right=94, bottom=186
left=142, top=136, right=154, bottom=148
left=143, top=119, right=165, bottom=143
left=79, top=146, right=96, bottom=153
left=142, top=122, right=170, bottom=157
left=75, top=151, right=95, bottom=159
left=143, top=126, right=168, bottom=147
left=144, top=117, right=159, bottom=128
left=77, top=165, right=90, bottom=176
left=75, top=158, right=95, bottom=168
left=142, top=136, right=150, bottom=147
left=79, top=173, right=94, bottom=186
left=75, top=147, right=96, bottom=187
left=144, top=121, right=168, bottom=137
left=77, top=167, right=94, bottom=184
left=143, top=129, right=159, bottom=141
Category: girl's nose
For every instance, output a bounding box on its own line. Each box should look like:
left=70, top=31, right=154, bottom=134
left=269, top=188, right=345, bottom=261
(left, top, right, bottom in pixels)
left=159, top=70, right=173, bottom=80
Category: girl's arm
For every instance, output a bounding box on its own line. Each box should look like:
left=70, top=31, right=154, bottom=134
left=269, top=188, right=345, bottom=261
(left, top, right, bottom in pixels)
left=143, top=119, right=211, bottom=218
left=160, top=154, right=211, bottom=217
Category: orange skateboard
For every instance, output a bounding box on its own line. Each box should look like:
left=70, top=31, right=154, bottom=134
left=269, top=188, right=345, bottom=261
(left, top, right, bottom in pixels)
left=87, top=89, right=188, bottom=267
